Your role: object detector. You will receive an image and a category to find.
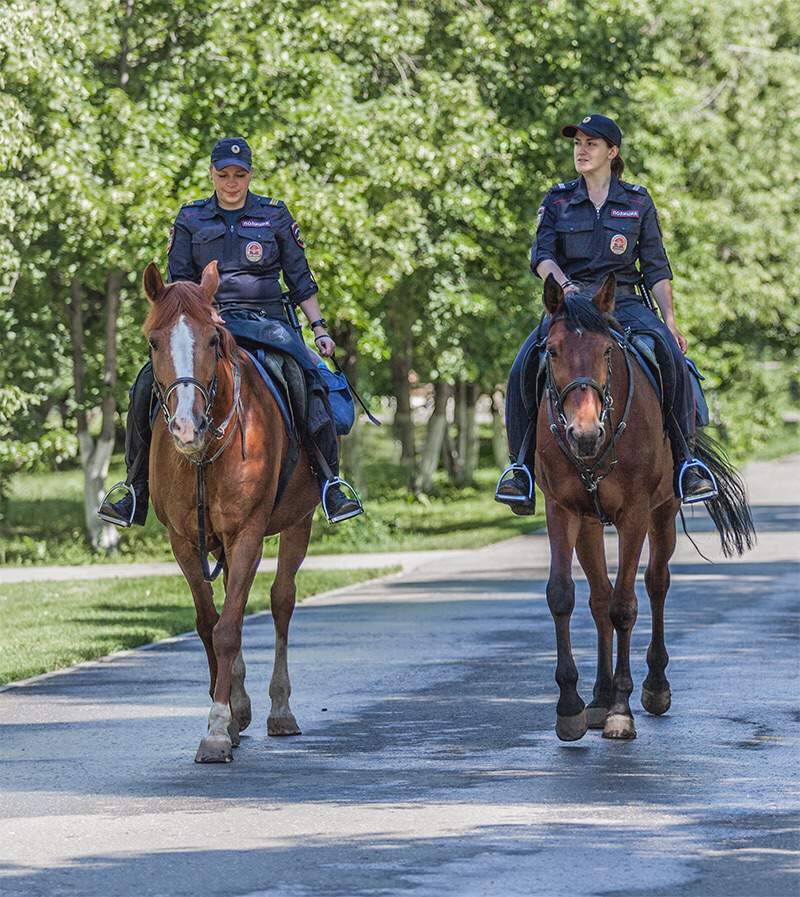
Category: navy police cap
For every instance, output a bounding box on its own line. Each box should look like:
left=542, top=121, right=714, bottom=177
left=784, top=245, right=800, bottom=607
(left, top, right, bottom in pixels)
left=561, top=114, right=622, bottom=147
left=211, top=136, right=252, bottom=171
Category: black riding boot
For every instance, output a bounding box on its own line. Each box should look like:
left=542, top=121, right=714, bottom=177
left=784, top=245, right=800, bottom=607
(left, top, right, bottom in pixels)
left=495, top=459, right=536, bottom=516
left=306, top=388, right=363, bottom=524
left=98, top=363, right=154, bottom=527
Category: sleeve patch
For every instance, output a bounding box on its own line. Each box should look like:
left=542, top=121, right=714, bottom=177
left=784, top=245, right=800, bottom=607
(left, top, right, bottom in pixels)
left=291, top=221, right=305, bottom=248
left=167, top=226, right=175, bottom=253
left=536, top=205, right=546, bottom=228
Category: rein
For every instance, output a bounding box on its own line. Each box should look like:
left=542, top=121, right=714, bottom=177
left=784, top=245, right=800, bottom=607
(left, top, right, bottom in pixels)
left=153, top=351, right=246, bottom=582
left=545, top=334, right=635, bottom=524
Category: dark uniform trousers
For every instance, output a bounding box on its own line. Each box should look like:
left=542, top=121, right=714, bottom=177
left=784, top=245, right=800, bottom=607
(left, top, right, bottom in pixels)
left=505, top=295, right=695, bottom=467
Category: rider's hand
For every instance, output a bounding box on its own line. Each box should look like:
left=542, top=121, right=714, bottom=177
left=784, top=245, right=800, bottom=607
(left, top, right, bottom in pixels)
left=315, top=334, right=336, bottom=357
left=668, top=324, right=688, bottom=354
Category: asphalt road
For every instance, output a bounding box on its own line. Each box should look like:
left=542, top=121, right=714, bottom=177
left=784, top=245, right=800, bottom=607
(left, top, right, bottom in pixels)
left=1, top=456, right=798, bottom=897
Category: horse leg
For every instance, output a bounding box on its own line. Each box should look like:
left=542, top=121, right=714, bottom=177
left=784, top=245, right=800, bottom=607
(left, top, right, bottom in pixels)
left=168, top=531, right=219, bottom=703
left=219, top=564, right=252, bottom=738
left=575, top=519, right=614, bottom=729
left=267, top=513, right=313, bottom=736
left=603, top=517, right=648, bottom=740
left=642, top=499, right=679, bottom=716
left=545, top=501, right=587, bottom=741
left=196, top=525, right=264, bottom=764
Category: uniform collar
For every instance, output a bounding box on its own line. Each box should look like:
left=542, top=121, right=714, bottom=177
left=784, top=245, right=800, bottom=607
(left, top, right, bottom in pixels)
left=199, top=191, right=261, bottom=219
left=567, top=176, right=628, bottom=206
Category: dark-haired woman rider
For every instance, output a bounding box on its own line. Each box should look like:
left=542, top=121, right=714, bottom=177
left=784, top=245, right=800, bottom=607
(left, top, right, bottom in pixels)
left=496, top=113, right=716, bottom=514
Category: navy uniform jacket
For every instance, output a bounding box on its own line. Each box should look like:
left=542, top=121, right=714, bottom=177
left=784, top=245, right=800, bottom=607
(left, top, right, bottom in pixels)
left=530, top=176, right=672, bottom=291
left=167, top=191, right=318, bottom=307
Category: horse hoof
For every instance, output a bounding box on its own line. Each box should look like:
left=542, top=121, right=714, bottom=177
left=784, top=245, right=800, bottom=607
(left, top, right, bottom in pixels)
left=555, top=708, right=588, bottom=742
left=641, top=687, right=671, bottom=716
left=586, top=704, right=610, bottom=729
left=267, top=714, right=302, bottom=737
left=195, top=735, right=233, bottom=763
left=602, top=713, right=637, bottom=740
left=231, top=695, right=252, bottom=733
left=227, top=719, right=241, bottom=748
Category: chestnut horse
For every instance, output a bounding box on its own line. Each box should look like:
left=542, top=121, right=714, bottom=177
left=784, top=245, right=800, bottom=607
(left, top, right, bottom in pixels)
left=536, top=274, right=754, bottom=741
left=143, top=260, right=319, bottom=763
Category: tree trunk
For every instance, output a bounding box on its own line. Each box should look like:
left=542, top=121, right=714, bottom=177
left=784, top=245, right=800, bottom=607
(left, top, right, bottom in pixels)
left=416, top=380, right=449, bottom=493
left=463, top=383, right=480, bottom=486
left=69, top=275, right=121, bottom=553
left=492, top=389, right=508, bottom=469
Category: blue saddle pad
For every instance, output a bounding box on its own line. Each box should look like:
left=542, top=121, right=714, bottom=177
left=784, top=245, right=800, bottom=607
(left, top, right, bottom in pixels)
left=240, top=348, right=293, bottom=435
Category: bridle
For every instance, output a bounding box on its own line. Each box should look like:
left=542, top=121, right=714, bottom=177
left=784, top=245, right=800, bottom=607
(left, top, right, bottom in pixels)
left=151, top=342, right=246, bottom=581
left=545, top=330, right=635, bottom=524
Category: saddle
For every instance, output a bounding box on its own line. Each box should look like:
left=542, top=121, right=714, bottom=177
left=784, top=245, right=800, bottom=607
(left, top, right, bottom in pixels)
left=520, top=329, right=708, bottom=427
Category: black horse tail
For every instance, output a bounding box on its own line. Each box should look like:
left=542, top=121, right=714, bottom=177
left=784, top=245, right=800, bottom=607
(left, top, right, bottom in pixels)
left=695, top=431, right=756, bottom=557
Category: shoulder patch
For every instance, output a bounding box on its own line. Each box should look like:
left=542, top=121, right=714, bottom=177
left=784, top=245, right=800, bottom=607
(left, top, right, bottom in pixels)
left=552, top=178, right=579, bottom=192
left=622, top=181, right=649, bottom=195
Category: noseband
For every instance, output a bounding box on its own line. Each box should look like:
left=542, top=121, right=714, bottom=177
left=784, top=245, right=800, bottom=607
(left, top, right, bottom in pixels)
left=545, top=334, right=635, bottom=524
left=154, top=372, right=219, bottom=436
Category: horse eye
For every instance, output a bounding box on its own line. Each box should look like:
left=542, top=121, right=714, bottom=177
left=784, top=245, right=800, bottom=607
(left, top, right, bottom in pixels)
left=547, top=347, right=557, bottom=358
left=209, top=334, right=219, bottom=348
left=149, top=339, right=158, bottom=351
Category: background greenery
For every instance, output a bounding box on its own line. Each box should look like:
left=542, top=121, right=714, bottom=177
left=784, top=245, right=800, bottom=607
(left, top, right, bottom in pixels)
left=1, top=0, right=798, bottom=555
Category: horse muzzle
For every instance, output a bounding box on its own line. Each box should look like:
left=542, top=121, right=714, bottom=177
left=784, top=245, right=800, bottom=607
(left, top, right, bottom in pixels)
left=169, top=416, right=209, bottom=455
left=566, top=422, right=606, bottom=459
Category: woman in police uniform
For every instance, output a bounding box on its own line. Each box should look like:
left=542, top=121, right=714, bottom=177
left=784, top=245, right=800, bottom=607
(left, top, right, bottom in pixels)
left=100, top=137, right=362, bottom=527
left=496, top=113, right=716, bottom=513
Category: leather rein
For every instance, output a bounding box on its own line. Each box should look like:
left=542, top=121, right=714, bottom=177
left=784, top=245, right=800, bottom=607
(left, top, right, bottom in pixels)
left=153, top=350, right=246, bottom=582
left=545, top=333, right=635, bottom=525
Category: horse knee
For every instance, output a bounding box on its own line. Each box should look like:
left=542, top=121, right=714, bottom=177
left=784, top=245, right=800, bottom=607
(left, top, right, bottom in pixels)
left=547, top=576, right=575, bottom=617
left=212, top=619, right=242, bottom=659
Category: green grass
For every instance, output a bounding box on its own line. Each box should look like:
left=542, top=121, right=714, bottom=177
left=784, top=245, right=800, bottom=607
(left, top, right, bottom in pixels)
left=0, top=567, right=395, bottom=685
left=1, top=424, right=544, bottom=566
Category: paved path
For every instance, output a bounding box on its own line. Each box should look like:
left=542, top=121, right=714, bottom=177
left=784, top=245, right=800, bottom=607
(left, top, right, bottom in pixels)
left=1, top=456, right=798, bottom=896
left=0, top=550, right=461, bottom=584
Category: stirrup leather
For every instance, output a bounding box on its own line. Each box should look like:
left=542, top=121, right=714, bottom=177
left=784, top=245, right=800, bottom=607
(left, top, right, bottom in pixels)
left=321, top=477, right=364, bottom=524
left=677, top=459, right=718, bottom=504
left=97, top=481, right=137, bottom=527
left=495, top=463, right=534, bottom=504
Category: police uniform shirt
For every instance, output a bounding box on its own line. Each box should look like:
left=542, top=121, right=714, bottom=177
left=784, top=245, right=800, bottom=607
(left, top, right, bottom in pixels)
left=167, top=191, right=318, bottom=306
left=530, top=176, right=672, bottom=290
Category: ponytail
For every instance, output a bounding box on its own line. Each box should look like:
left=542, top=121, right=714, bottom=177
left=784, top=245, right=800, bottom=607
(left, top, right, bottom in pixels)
left=611, top=154, right=625, bottom=178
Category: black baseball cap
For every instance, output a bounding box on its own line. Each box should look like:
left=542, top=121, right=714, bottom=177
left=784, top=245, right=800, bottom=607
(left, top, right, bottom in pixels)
left=211, top=137, right=252, bottom=171
left=561, top=114, right=622, bottom=147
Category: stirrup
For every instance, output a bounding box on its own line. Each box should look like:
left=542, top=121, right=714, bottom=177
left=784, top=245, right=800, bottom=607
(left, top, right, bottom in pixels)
left=678, top=459, right=718, bottom=504
left=97, top=481, right=137, bottom=527
left=321, top=477, right=364, bottom=524
left=495, top=463, right=534, bottom=504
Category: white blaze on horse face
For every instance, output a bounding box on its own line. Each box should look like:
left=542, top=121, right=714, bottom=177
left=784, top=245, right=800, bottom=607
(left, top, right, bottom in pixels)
left=170, top=314, right=197, bottom=440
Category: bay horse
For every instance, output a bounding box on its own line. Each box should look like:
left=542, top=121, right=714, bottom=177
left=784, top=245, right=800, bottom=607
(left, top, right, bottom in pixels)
left=535, top=274, right=754, bottom=741
left=143, top=260, right=319, bottom=763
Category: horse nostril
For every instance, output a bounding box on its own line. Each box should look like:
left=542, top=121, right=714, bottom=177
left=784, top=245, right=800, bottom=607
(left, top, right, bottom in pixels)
left=566, top=425, right=576, bottom=441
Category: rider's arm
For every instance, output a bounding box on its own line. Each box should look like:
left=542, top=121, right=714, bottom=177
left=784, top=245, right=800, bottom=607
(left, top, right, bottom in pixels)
left=166, top=213, right=198, bottom=283
left=530, top=192, right=578, bottom=294
left=273, top=203, right=318, bottom=304
left=638, top=199, right=685, bottom=351
left=651, top=279, right=687, bottom=353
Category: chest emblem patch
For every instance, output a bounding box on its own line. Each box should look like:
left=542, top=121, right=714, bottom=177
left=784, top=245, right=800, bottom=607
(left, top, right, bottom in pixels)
left=610, top=234, right=628, bottom=255
left=245, top=240, right=263, bottom=262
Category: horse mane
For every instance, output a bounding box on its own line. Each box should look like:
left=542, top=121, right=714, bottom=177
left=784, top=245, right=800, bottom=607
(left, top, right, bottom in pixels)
left=143, top=281, right=238, bottom=363
left=551, top=293, right=621, bottom=335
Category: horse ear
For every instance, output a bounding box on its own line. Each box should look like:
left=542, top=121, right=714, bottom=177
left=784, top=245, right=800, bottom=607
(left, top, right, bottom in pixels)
left=143, top=263, right=164, bottom=303
left=200, top=260, right=220, bottom=302
left=543, top=273, right=564, bottom=315
left=592, top=273, right=616, bottom=315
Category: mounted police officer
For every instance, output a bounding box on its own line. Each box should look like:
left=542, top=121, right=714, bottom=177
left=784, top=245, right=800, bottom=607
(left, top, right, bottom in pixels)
left=99, top=137, right=363, bottom=527
left=496, top=113, right=717, bottom=514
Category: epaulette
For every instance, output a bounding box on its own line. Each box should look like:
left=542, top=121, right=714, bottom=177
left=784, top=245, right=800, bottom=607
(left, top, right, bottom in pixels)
left=181, top=198, right=207, bottom=208
left=258, top=195, right=282, bottom=207
left=552, top=178, right=579, bottom=192
left=621, top=181, right=649, bottom=195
